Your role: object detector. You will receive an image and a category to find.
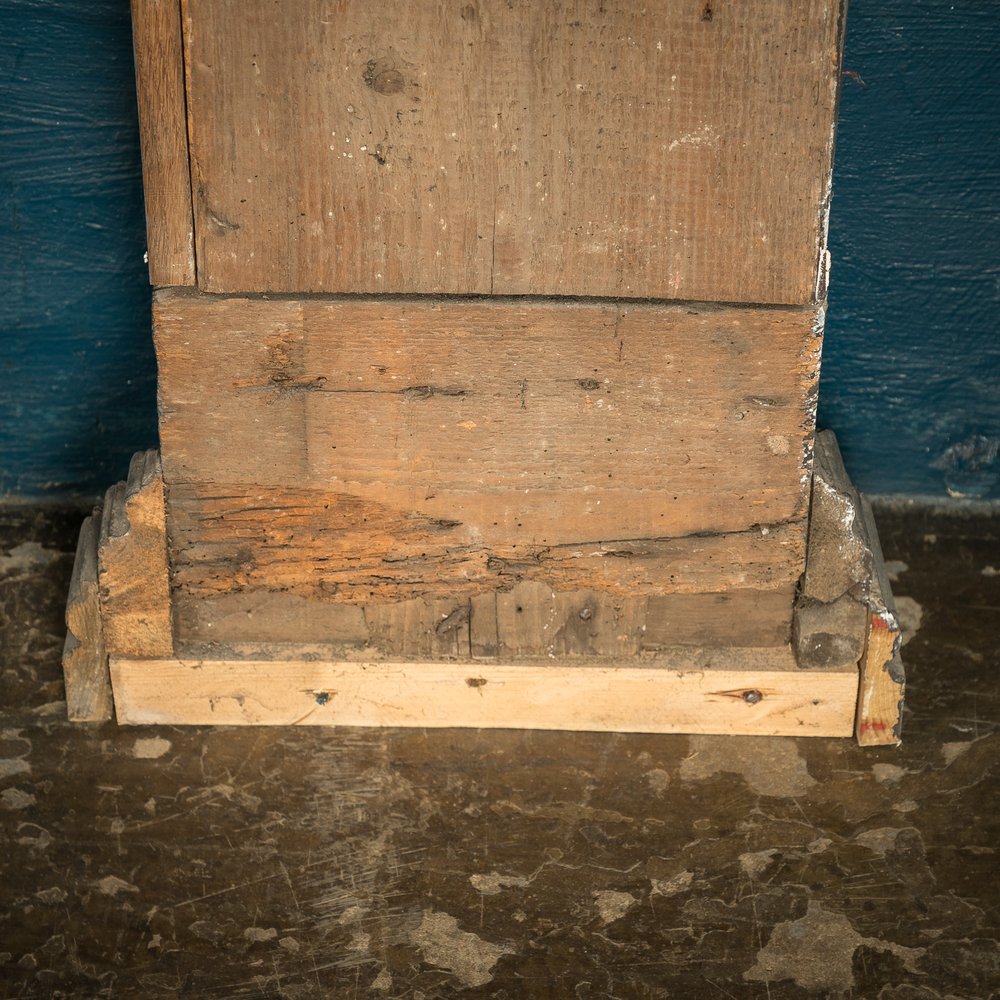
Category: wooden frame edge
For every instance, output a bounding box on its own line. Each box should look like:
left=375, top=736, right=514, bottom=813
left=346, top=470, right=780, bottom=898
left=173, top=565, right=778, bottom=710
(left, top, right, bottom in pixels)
left=855, top=496, right=905, bottom=746
left=109, top=655, right=857, bottom=735
left=130, top=0, right=196, bottom=286
left=63, top=514, right=113, bottom=722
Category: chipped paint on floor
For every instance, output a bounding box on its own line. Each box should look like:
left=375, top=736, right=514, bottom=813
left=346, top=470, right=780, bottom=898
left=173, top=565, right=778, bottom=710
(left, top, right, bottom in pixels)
left=0, top=503, right=998, bottom=997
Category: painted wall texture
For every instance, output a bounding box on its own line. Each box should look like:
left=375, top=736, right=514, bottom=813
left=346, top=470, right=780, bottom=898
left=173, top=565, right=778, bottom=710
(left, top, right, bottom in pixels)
left=1, top=0, right=156, bottom=499
left=822, top=0, right=1000, bottom=498
left=1, top=0, right=998, bottom=500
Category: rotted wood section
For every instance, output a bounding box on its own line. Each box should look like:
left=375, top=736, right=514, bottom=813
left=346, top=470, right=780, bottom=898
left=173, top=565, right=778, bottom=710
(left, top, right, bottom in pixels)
left=66, top=434, right=903, bottom=740
left=153, top=290, right=822, bottom=654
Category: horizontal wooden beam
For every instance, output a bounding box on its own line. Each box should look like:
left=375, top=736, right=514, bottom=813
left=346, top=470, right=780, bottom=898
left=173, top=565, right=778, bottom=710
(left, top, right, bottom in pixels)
left=111, top=654, right=857, bottom=735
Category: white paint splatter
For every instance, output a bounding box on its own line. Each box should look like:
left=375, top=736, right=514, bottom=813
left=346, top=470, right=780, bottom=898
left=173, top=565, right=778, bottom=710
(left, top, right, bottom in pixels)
left=132, top=737, right=171, bottom=760
left=593, top=890, right=637, bottom=925
left=470, top=872, right=530, bottom=896
left=739, top=849, right=778, bottom=879
left=0, top=542, right=55, bottom=576
left=651, top=871, right=693, bottom=897
left=681, top=736, right=816, bottom=797
left=872, top=763, right=906, bottom=784
left=941, top=741, right=971, bottom=764
left=667, top=124, right=716, bottom=152
left=855, top=827, right=904, bottom=856
left=0, top=759, right=30, bottom=780
left=1, top=788, right=35, bottom=811
left=35, top=887, right=67, bottom=904
left=410, top=910, right=512, bottom=987
left=894, top=595, right=923, bottom=646
left=644, top=768, right=671, bottom=795
left=884, top=560, right=908, bottom=581
left=244, top=927, right=278, bottom=943
left=745, top=901, right=922, bottom=995
left=95, top=876, right=139, bottom=897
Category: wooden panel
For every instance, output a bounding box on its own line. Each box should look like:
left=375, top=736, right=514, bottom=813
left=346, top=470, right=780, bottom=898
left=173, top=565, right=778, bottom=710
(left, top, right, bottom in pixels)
left=155, top=291, right=820, bottom=540
left=131, top=0, right=195, bottom=285
left=111, top=655, right=858, bottom=735
left=62, top=514, right=112, bottom=722
left=856, top=498, right=904, bottom=745
left=155, top=292, right=818, bottom=639
left=181, top=0, right=843, bottom=303
left=174, top=584, right=795, bottom=657
left=97, top=451, right=173, bottom=658
left=804, top=431, right=904, bottom=745
left=165, top=488, right=804, bottom=605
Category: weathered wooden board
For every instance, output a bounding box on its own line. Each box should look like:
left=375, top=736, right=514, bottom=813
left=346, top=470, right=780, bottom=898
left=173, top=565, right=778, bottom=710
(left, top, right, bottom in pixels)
left=180, top=0, right=843, bottom=303
left=154, top=292, right=819, bottom=645
left=855, top=497, right=904, bottom=745
left=155, top=291, right=820, bottom=541
left=131, top=0, right=195, bottom=286
left=97, top=450, right=173, bottom=658
left=111, top=653, right=858, bottom=735
left=62, top=514, right=112, bottom=722
left=175, top=582, right=796, bottom=656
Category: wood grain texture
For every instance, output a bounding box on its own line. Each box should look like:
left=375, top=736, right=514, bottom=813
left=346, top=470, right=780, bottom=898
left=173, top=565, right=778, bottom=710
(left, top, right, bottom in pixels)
left=154, top=292, right=819, bottom=645
left=110, top=654, right=857, bottom=735
left=131, top=0, right=195, bottom=286
left=155, top=291, right=820, bottom=542
left=62, top=514, right=112, bottom=722
left=180, top=0, right=843, bottom=303
left=98, top=450, right=173, bottom=657
left=856, top=496, right=905, bottom=746
left=174, top=583, right=796, bottom=657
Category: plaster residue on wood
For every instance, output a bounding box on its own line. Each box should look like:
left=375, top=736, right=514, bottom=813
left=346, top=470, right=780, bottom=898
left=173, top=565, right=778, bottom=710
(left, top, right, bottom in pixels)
left=795, top=431, right=905, bottom=744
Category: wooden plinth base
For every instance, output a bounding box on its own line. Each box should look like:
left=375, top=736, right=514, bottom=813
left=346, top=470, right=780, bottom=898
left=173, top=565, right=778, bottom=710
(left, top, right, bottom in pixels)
left=63, top=433, right=904, bottom=743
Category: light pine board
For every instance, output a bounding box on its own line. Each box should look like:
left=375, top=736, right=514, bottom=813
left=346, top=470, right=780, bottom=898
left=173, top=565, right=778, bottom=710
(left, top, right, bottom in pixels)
left=111, top=654, right=858, bottom=735
left=63, top=514, right=112, bottom=722
left=179, top=0, right=844, bottom=302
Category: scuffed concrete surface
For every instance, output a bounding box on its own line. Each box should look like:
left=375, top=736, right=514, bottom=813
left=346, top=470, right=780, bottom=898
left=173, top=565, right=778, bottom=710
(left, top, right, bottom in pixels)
left=0, top=503, right=998, bottom=998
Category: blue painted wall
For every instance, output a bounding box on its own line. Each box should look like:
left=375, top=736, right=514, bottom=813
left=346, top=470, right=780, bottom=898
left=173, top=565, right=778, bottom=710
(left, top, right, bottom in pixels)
left=1, top=0, right=156, bottom=499
left=1, top=0, right=998, bottom=500
left=822, top=0, right=1000, bottom=498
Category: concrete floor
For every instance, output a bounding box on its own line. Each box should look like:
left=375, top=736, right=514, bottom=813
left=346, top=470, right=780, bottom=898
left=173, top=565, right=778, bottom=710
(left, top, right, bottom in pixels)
left=0, top=503, right=997, bottom=999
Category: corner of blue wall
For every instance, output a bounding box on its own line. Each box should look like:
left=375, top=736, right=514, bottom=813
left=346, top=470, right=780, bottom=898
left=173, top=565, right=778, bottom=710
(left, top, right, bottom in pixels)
left=2, top=1, right=998, bottom=500
left=1, top=0, right=156, bottom=501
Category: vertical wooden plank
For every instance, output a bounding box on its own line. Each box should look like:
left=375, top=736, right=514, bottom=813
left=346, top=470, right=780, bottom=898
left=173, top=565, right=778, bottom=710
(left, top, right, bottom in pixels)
left=180, top=0, right=844, bottom=302
left=131, top=0, right=195, bottom=285
left=855, top=497, right=905, bottom=746
left=182, top=0, right=494, bottom=295
left=109, top=656, right=859, bottom=736
left=98, top=451, right=174, bottom=658
left=805, top=431, right=904, bottom=745
left=63, top=514, right=112, bottom=722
